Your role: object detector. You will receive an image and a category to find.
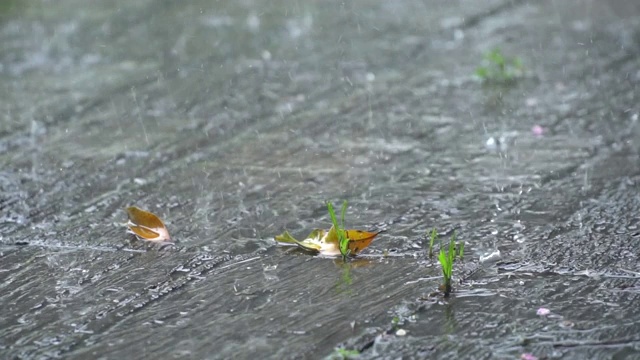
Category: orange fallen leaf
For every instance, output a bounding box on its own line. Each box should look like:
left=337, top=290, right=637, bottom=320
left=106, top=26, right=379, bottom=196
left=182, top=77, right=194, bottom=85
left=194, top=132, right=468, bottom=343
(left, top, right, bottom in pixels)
left=344, top=229, right=379, bottom=255
left=125, top=206, right=171, bottom=242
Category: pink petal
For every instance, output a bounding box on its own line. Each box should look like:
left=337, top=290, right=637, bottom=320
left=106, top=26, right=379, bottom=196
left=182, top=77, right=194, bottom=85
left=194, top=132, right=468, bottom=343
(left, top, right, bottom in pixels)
left=521, top=354, right=538, bottom=360
left=536, top=307, right=551, bottom=316
left=532, top=125, right=544, bottom=136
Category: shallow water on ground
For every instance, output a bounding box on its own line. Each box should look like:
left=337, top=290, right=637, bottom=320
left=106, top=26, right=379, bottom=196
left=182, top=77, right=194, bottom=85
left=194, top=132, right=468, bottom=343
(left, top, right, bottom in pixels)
left=1, top=0, right=640, bottom=359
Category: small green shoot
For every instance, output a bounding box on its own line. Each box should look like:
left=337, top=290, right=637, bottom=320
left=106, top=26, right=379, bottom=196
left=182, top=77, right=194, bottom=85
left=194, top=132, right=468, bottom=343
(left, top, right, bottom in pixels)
left=428, top=229, right=464, bottom=296
left=340, top=201, right=347, bottom=256
left=328, top=348, right=360, bottom=360
left=391, top=316, right=400, bottom=329
left=428, top=228, right=437, bottom=259
left=327, top=200, right=350, bottom=262
left=438, top=231, right=457, bottom=296
left=475, top=48, right=524, bottom=84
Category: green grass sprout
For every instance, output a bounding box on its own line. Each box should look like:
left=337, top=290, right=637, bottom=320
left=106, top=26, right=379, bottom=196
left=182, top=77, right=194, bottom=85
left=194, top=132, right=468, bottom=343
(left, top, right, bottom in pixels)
left=475, top=47, right=524, bottom=83
left=328, top=347, right=360, bottom=360
left=391, top=316, right=400, bottom=329
left=438, top=231, right=457, bottom=296
left=328, top=200, right=350, bottom=262
left=428, top=229, right=464, bottom=296
left=428, top=228, right=437, bottom=258
left=340, top=200, right=347, bottom=254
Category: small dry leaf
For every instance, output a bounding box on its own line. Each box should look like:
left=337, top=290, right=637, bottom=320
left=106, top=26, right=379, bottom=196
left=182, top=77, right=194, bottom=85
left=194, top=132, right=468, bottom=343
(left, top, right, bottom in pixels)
left=125, top=206, right=171, bottom=242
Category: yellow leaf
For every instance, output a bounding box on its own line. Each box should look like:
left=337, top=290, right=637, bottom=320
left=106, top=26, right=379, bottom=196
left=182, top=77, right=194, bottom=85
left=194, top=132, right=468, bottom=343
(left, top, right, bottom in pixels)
left=125, top=206, right=171, bottom=242
left=275, top=226, right=381, bottom=257
left=274, top=230, right=322, bottom=252
left=344, top=229, right=379, bottom=254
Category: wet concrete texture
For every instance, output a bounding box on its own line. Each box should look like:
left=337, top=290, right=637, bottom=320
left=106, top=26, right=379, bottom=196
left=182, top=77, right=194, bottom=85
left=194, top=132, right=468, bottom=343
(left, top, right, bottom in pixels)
left=1, top=0, right=640, bottom=359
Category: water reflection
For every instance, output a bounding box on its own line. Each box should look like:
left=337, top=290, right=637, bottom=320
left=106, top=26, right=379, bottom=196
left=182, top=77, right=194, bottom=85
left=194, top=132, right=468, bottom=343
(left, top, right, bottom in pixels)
left=333, top=258, right=374, bottom=295
left=443, top=303, right=457, bottom=335
left=335, top=262, right=353, bottom=295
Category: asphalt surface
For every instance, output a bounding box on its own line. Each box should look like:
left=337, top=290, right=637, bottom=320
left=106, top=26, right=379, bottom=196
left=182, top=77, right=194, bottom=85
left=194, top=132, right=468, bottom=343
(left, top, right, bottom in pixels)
left=1, top=1, right=639, bottom=359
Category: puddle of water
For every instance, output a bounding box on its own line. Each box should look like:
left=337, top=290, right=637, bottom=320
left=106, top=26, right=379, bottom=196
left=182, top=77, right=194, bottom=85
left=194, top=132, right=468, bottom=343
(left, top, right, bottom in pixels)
left=364, top=272, right=640, bottom=359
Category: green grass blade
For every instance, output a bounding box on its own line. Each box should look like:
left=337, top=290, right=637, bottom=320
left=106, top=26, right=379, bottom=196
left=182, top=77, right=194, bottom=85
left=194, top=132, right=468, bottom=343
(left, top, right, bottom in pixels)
left=328, top=201, right=338, bottom=228
left=328, top=200, right=350, bottom=261
left=448, top=231, right=456, bottom=265
left=428, top=228, right=437, bottom=258
left=438, top=249, right=448, bottom=277
left=338, top=201, right=349, bottom=259
left=340, top=200, right=347, bottom=228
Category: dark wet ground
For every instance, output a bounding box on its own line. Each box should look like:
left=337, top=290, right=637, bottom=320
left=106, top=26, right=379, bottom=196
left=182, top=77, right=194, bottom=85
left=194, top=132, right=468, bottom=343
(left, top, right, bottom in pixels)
left=1, top=0, right=640, bottom=359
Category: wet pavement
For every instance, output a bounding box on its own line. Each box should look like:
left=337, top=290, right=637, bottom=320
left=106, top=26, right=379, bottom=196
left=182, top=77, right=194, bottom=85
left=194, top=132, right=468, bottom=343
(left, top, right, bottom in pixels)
left=1, top=0, right=640, bottom=359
